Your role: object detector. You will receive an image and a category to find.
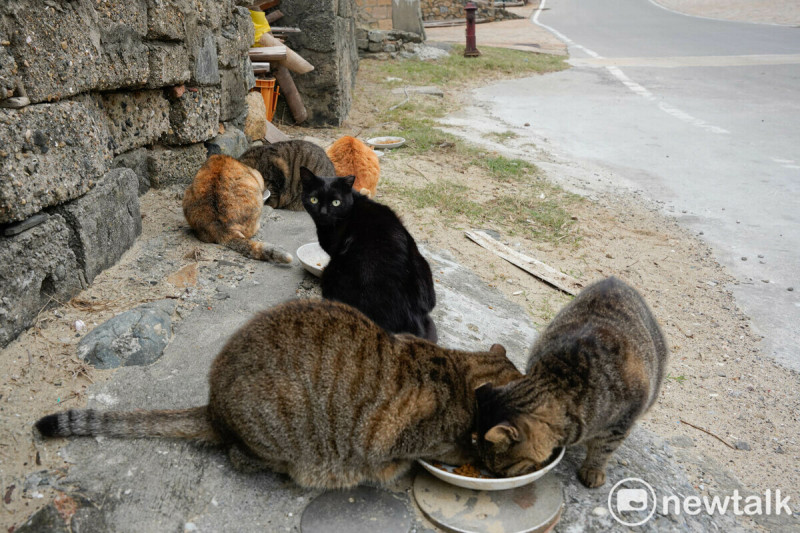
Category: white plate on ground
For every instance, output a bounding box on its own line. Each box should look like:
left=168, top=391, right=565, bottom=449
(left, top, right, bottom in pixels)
left=296, top=242, right=330, bottom=277
left=417, top=447, right=565, bottom=491
left=366, top=136, right=406, bottom=149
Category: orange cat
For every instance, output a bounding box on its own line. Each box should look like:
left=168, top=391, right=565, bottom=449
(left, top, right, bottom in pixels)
left=325, top=136, right=380, bottom=198
left=183, top=155, right=292, bottom=263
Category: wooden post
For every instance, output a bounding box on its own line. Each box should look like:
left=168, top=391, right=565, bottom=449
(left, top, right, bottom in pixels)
left=273, top=62, right=307, bottom=124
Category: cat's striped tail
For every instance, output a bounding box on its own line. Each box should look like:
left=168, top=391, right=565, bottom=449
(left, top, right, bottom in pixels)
left=35, top=406, right=222, bottom=444
left=223, top=237, right=293, bottom=264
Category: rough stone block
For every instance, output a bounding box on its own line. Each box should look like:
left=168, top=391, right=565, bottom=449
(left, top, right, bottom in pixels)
left=147, top=143, right=208, bottom=187
left=243, top=91, right=267, bottom=141
left=147, top=43, right=191, bottom=87
left=0, top=215, right=84, bottom=348
left=163, top=87, right=220, bottom=144
left=97, top=90, right=171, bottom=155
left=356, top=38, right=369, bottom=50
left=219, top=67, right=248, bottom=122
left=278, top=0, right=358, bottom=125
left=0, top=97, right=112, bottom=224
left=217, top=7, right=253, bottom=68
left=55, top=168, right=142, bottom=284
left=189, top=29, right=220, bottom=85
left=205, top=126, right=248, bottom=158
left=94, top=0, right=148, bottom=37
left=146, top=0, right=187, bottom=40
left=112, top=148, right=151, bottom=195
left=77, top=300, right=177, bottom=369
left=6, top=2, right=148, bottom=103
left=0, top=25, right=20, bottom=104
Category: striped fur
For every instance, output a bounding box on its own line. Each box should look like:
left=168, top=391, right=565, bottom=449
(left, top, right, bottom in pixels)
left=36, top=300, right=522, bottom=489
left=238, top=140, right=336, bottom=211
left=182, top=155, right=292, bottom=263
left=475, top=277, right=668, bottom=488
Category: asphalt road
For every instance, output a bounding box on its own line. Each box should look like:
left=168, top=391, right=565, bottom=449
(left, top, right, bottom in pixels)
left=479, top=0, right=800, bottom=371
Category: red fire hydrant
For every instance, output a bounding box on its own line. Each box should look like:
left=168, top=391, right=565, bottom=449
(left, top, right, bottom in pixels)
left=464, top=2, right=481, bottom=57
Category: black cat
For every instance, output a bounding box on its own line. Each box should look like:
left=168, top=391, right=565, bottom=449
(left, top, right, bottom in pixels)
left=300, top=167, right=438, bottom=342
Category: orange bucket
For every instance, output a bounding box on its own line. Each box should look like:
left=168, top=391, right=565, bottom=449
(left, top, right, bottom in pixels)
left=254, top=78, right=280, bottom=122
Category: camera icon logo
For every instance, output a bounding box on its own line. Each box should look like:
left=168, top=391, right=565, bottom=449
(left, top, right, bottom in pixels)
left=608, top=478, right=657, bottom=526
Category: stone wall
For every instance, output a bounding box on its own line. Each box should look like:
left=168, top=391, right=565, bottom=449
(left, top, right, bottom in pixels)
left=270, top=0, right=358, bottom=126
left=356, top=0, right=394, bottom=29
left=0, top=0, right=256, bottom=348
left=420, top=0, right=522, bottom=22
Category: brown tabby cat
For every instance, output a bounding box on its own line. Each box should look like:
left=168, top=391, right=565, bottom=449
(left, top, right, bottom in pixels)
left=475, top=277, right=667, bottom=488
left=238, top=140, right=336, bottom=211
left=326, top=136, right=380, bottom=198
left=35, top=299, right=522, bottom=489
left=182, top=155, right=293, bottom=263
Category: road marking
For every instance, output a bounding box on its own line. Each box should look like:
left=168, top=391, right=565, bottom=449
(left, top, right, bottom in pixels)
left=532, top=0, right=730, bottom=135
left=569, top=54, right=800, bottom=68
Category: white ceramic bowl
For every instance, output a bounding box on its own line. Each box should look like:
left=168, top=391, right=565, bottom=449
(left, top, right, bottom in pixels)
left=366, top=136, right=406, bottom=149
left=296, top=242, right=330, bottom=277
left=417, top=447, right=565, bottom=491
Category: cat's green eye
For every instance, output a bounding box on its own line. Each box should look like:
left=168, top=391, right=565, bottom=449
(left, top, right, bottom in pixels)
left=332, top=199, right=341, bottom=207
left=310, top=197, right=318, bottom=204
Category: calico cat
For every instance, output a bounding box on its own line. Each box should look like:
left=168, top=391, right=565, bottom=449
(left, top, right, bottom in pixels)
left=182, top=155, right=292, bottom=263
left=326, top=136, right=380, bottom=198
left=238, top=140, right=336, bottom=211
left=35, top=299, right=522, bottom=489
left=300, top=167, right=438, bottom=342
left=475, top=277, right=667, bottom=488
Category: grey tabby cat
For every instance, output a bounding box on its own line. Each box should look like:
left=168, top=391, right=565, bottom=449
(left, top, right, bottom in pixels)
left=238, top=140, right=335, bottom=211
left=35, top=299, right=522, bottom=489
left=475, top=277, right=667, bottom=487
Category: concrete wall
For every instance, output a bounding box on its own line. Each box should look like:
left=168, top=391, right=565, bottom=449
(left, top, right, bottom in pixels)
left=0, top=0, right=256, bottom=348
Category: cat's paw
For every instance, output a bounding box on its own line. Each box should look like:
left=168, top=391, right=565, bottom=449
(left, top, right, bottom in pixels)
left=578, top=466, right=606, bottom=488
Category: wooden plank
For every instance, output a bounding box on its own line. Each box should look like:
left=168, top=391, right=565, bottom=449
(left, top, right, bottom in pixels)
left=464, top=230, right=583, bottom=296
left=269, top=26, right=302, bottom=34
left=248, top=45, right=287, bottom=62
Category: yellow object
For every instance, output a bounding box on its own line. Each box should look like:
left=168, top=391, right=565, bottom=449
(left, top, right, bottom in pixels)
left=249, top=10, right=271, bottom=47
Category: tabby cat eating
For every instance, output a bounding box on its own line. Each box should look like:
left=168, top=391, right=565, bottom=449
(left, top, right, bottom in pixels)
left=182, top=155, right=292, bottom=263
left=475, top=277, right=667, bottom=487
left=300, top=167, right=438, bottom=342
left=36, top=299, right=522, bottom=489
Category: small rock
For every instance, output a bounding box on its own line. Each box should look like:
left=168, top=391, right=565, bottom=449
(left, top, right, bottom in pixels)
left=734, top=440, right=750, bottom=451
left=788, top=287, right=794, bottom=292
left=741, top=257, right=747, bottom=261
left=524, top=122, right=530, bottom=127
left=74, top=320, right=86, bottom=332
left=591, top=506, right=608, bottom=516
left=757, top=254, right=764, bottom=258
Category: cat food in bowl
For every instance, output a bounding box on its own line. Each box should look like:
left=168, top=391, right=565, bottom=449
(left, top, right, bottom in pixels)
left=296, top=242, right=330, bottom=277
left=366, top=136, right=406, bottom=149
left=417, top=447, right=565, bottom=491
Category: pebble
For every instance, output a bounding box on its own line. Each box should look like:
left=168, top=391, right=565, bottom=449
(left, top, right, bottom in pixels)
left=591, top=506, right=608, bottom=517
left=788, top=287, right=794, bottom=292
left=741, top=256, right=747, bottom=261
left=734, top=440, right=751, bottom=451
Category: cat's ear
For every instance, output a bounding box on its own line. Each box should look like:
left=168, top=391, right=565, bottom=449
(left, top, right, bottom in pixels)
left=340, top=174, right=356, bottom=189
left=300, top=166, right=318, bottom=189
left=489, top=344, right=506, bottom=357
left=484, top=422, right=520, bottom=452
